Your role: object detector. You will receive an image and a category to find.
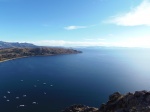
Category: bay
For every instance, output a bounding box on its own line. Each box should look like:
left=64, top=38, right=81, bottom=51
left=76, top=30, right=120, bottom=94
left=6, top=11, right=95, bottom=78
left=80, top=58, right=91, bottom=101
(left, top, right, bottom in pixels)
left=0, top=48, right=150, bottom=112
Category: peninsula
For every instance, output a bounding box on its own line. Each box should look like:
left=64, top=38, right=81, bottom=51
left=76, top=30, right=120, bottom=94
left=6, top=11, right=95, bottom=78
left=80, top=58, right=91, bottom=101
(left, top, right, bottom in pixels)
left=0, top=47, right=81, bottom=62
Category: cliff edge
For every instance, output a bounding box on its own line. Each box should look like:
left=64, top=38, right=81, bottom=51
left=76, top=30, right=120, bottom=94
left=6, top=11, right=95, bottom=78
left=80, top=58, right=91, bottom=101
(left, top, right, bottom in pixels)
left=63, top=90, right=150, bottom=112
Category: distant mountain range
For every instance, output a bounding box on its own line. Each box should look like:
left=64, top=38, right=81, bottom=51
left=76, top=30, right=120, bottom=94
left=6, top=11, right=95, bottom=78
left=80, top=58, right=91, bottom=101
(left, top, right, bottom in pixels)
left=0, top=41, right=36, bottom=48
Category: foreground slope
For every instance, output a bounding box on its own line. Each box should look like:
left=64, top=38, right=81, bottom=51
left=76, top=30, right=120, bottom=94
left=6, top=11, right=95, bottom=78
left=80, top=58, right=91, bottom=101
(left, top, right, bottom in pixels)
left=63, top=90, right=150, bottom=112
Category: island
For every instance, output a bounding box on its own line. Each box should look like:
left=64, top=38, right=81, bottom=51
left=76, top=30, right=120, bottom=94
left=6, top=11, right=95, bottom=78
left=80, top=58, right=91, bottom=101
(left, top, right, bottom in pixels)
left=0, top=47, right=82, bottom=62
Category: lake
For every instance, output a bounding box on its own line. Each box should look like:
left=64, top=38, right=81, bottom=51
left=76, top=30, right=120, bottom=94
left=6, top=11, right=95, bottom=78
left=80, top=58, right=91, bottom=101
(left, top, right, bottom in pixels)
left=0, top=48, right=150, bottom=112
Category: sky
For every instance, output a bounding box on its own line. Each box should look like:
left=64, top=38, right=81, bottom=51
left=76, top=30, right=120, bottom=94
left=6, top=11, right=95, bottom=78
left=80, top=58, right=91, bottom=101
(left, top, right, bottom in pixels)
left=0, top=0, right=150, bottom=47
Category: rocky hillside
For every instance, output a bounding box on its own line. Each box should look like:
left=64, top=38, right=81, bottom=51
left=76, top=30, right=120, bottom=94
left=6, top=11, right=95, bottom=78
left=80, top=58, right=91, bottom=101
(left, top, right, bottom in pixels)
left=0, top=47, right=81, bottom=61
left=62, top=105, right=99, bottom=112
left=63, top=90, right=150, bottom=112
left=0, top=41, right=36, bottom=48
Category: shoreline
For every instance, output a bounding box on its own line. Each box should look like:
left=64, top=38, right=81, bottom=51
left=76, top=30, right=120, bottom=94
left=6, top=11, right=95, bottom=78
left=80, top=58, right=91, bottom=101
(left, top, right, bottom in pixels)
left=0, top=52, right=79, bottom=63
left=0, top=56, right=30, bottom=63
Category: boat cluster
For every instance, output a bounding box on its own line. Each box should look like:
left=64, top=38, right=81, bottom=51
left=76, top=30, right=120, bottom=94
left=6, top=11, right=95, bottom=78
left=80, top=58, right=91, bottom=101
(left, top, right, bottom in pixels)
left=2, top=79, right=53, bottom=108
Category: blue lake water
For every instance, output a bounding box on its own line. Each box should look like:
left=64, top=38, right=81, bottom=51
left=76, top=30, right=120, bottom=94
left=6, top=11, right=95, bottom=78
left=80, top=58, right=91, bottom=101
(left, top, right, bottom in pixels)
left=0, top=48, right=150, bottom=112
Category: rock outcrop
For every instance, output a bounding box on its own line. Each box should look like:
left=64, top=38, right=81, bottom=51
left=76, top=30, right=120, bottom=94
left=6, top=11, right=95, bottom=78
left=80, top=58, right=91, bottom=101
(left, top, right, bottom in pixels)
left=63, top=90, right=150, bottom=112
left=62, top=104, right=99, bottom=112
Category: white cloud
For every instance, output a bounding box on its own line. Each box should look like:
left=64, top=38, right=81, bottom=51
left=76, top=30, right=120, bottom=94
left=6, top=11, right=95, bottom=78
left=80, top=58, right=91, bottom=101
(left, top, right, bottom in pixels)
left=28, top=37, right=150, bottom=48
left=112, top=37, right=150, bottom=48
left=107, top=0, right=150, bottom=26
left=32, top=40, right=108, bottom=47
left=64, top=26, right=87, bottom=30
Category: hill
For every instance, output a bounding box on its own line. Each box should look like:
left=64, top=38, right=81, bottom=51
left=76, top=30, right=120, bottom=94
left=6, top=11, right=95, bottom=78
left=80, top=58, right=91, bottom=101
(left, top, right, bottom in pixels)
left=0, top=47, right=81, bottom=62
left=0, top=41, right=36, bottom=48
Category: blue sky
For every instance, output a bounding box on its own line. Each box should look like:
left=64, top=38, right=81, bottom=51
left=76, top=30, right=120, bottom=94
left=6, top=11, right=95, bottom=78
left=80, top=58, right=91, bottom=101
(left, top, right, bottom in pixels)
left=0, top=0, right=150, bottom=47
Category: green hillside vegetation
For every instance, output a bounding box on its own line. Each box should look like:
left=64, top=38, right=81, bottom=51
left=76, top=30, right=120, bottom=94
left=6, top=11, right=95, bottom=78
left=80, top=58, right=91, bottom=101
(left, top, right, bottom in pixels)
left=0, top=47, right=81, bottom=62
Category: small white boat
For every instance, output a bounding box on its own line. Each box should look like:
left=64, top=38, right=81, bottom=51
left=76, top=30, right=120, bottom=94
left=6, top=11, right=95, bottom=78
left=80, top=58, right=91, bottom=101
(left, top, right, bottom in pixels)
left=16, top=97, right=19, bottom=99
left=19, top=105, right=26, bottom=107
left=32, top=102, right=38, bottom=104
left=23, top=95, right=27, bottom=97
